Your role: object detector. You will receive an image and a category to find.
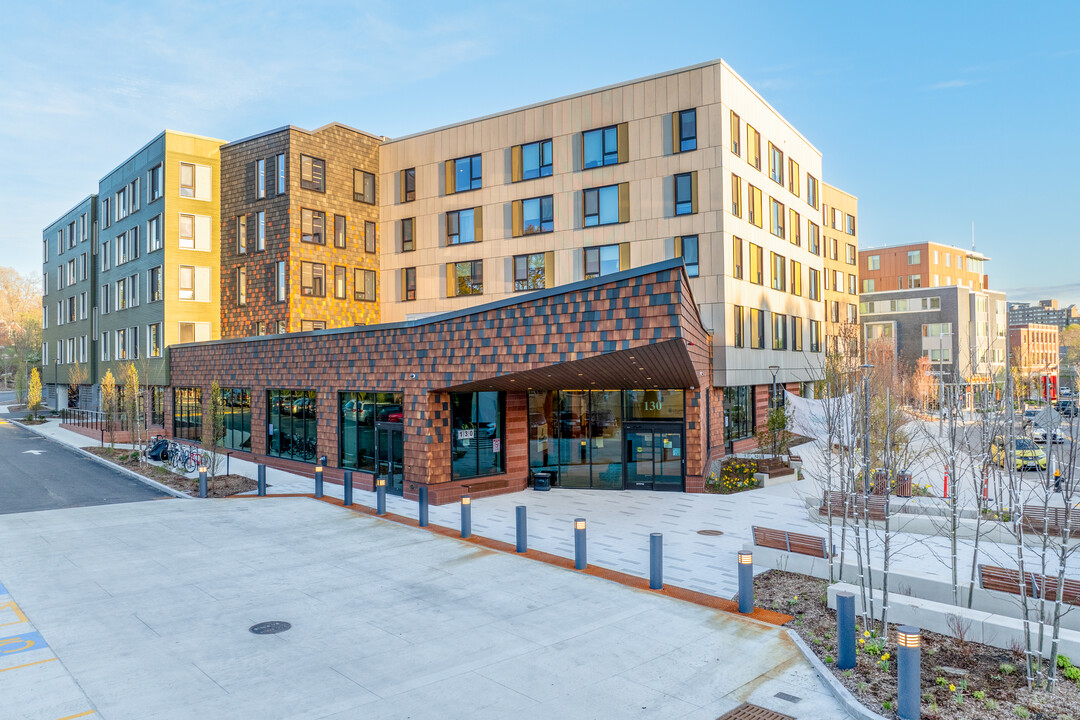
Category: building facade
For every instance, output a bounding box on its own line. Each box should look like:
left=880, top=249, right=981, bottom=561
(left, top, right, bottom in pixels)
left=820, top=183, right=859, bottom=356
left=859, top=241, right=989, bottom=294
left=1007, top=299, right=1080, bottom=330
left=219, top=124, right=383, bottom=337
left=41, top=196, right=96, bottom=408
left=1009, top=323, right=1060, bottom=399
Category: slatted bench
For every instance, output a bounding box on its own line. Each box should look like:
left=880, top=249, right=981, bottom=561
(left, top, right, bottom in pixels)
left=463, top=479, right=510, bottom=494
left=752, top=526, right=830, bottom=558
left=1021, top=505, right=1072, bottom=536
left=979, top=564, right=1080, bottom=605
left=818, top=490, right=887, bottom=521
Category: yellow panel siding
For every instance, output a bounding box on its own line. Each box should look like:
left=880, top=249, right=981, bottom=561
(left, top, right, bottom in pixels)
left=618, top=182, right=629, bottom=223
left=690, top=171, right=698, bottom=214
left=400, top=268, right=407, bottom=302
left=671, top=112, right=681, bottom=155
left=445, top=263, right=455, bottom=298
left=511, top=200, right=523, bottom=238
left=674, top=236, right=683, bottom=258
left=474, top=206, right=484, bottom=243
left=617, top=122, right=629, bottom=164
left=511, top=145, right=523, bottom=183
left=619, top=242, right=630, bottom=271
left=544, top=250, right=554, bottom=288
left=399, top=170, right=407, bottom=203
left=444, top=160, right=455, bottom=195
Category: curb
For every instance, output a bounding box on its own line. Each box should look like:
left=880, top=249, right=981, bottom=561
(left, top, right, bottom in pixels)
left=10, top=420, right=193, bottom=500
left=786, top=628, right=888, bottom=720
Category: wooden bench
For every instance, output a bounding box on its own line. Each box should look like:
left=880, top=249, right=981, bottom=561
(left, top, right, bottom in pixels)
left=752, top=526, right=830, bottom=558
left=819, top=490, right=887, bottom=521
left=1021, top=505, right=1072, bottom=536
left=979, top=564, right=1080, bottom=605
left=463, top=479, right=510, bottom=494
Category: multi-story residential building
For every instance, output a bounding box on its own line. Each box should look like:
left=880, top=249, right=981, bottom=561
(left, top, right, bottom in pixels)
left=1009, top=323, right=1060, bottom=399
left=859, top=241, right=989, bottom=294
left=821, top=183, right=859, bottom=356
left=219, top=123, right=383, bottom=337
left=1007, top=299, right=1080, bottom=330
left=41, top=196, right=96, bottom=409
left=860, top=285, right=1008, bottom=402
left=96, top=131, right=224, bottom=422
left=378, top=59, right=828, bottom=455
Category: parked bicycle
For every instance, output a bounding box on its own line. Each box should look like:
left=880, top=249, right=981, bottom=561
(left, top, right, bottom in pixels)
left=167, top=441, right=202, bottom=473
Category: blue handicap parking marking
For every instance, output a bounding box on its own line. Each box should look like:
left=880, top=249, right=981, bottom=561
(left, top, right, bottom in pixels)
left=0, top=631, right=47, bottom=657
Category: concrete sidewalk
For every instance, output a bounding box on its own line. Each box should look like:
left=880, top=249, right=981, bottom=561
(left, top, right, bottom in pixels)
left=0, top=498, right=853, bottom=719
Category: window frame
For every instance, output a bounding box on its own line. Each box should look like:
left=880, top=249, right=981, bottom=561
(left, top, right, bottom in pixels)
left=582, top=125, right=620, bottom=169
left=674, top=172, right=694, bottom=216
left=300, top=154, right=326, bottom=192
left=452, top=260, right=484, bottom=296
left=300, top=261, right=326, bottom=297
left=513, top=253, right=546, bottom=292
left=354, top=169, right=376, bottom=204
left=452, top=154, right=482, bottom=192
left=300, top=208, right=325, bottom=244
left=583, top=185, right=621, bottom=227
left=583, top=244, right=621, bottom=280
left=403, top=267, right=416, bottom=301
left=520, top=139, right=553, bottom=180
left=521, top=195, right=554, bottom=235
left=677, top=108, right=697, bottom=152
left=354, top=268, right=376, bottom=302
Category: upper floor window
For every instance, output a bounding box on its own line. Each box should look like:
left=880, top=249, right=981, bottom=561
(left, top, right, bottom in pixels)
left=365, top=221, right=376, bottom=253
left=514, top=253, right=547, bottom=291
left=447, top=208, right=477, bottom=245
left=450, top=260, right=483, bottom=296
left=584, top=184, right=627, bottom=227
left=748, top=242, right=763, bottom=285
left=729, top=111, right=741, bottom=156
left=255, top=158, right=266, bottom=199
left=771, top=252, right=786, bottom=291
left=907, top=250, right=921, bottom=265
left=300, top=154, right=325, bottom=192
left=516, top=139, right=553, bottom=181
left=448, top=154, right=482, bottom=193
left=237, top=266, right=247, bottom=305
left=401, top=218, right=415, bottom=252
left=256, top=211, right=266, bottom=251
left=868, top=255, right=880, bottom=270
left=772, top=313, right=787, bottom=350
left=276, top=154, right=286, bottom=194
left=675, top=109, right=696, bottom=152
left=846, top=244, right=856, bottom=265
left=354, top=170, right=375, bottom=204
left=769, top=143, right=784, bottom=185
left=746, top=125, right=761, bottom=169
left=148, top=215, right=163, bottom=253
left=275, top=261, right=286, bottom=302
left=516, top=196, right=553, bottom=235
left=788, top=159, right=800, bottom=196
left=583, top=124, right=625, bottom=169
left=403, top=267, right=416, bottom=301
left=401, top=168, right=416, bottom=202
left=748, top=185, right=762, bottom=227
left=301, top=209, right=325, bottom=244
left=179, top=162, right=195, bottom=197
left=301, top=261, right=325, bottom=297
left=732, top=236, right=743, bottom=279
left=148, top=164, right=163, bottom=201
left=334, top=265, right=347, bottom=299
left=846, top=214, right=856, bottom=235
left=807, top=174, right=818, bottom=209
left=149, top=266, right=163, bottom=302
left=770, top=198, right=785, bottom=239
left=678, top=235, right=699, bottom=277
left=584, top=244, right=622, bottom=280
left=237, top=215, right=247, bottom=254
left=674, top=172, right=696, bottom=215
left=354, top=269, right=376, bottom=302
left=179, top=265, right=195, bottom=300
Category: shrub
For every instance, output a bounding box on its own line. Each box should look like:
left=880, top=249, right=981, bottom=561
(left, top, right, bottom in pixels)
left=973, top=690, right=985, bottom=700
left=824, top=655, right=834, bottom=664
left=1059, top=655, right=1073, bottom=669
left=1063, top=666, right=1080, bottom=682
left=881, top=700, right=893, bottom=711
left=707, top=458, right=762, bottom=494
left=1001, top=663, right=1016, bottom=675
left=1014, top=706, right=1029, bottom=718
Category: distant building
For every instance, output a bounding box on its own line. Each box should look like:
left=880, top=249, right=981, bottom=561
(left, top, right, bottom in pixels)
left=859, top=241, right=989, bottom=294
left=1007, top=299, right=1080, bottom=330
left=1008, top=323, right=1059, bottom=399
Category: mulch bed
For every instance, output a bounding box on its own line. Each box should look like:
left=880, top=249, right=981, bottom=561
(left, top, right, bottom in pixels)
left=753, top=570, right=1080, bottom=719
left=86, top=447, right=256, bottom=498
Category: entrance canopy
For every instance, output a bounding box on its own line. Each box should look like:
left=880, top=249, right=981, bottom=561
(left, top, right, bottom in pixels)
left=435, top=338, right=702, bottom=393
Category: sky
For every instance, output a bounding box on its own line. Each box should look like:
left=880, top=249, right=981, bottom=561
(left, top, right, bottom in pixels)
left=2, top=0, right=1078, bottom=305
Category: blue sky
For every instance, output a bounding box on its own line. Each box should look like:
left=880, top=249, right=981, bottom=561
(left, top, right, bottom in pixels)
left=2, top=0, right=1078, bottom=305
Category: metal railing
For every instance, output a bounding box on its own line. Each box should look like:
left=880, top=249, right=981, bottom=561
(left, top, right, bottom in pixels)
left=60, top=408, right=150, bottom=432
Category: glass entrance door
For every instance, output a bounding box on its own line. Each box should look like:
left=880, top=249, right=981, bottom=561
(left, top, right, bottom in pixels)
left=624, top=424, right=683, bottom=491
left=376, top=424, right=404, bottom=496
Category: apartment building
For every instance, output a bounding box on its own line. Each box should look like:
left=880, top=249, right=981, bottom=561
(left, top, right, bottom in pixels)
left=1009, top=323, right=1060, bottom=398
left=860, top=241, right=989, bottom=294
left=219, top=123, right=383, bottom=337
left=820, top=183, right=859, bottom=356
left=1008, top=299, right=1080, bottom=330
left=41, top=196, right=96, bottom=409
left=378, top=59, right=827, bottom=454
left=95, top=131, right=224, bottom=421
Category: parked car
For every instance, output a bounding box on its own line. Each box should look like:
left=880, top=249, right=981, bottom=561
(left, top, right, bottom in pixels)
left=991, top=436, right=1047, bottom=471
left=1020, top=409, right=1040, bottom=427
left=1055, top=400, right=1078, bottom=418
left=1031, top=426, right=1066, bottom=444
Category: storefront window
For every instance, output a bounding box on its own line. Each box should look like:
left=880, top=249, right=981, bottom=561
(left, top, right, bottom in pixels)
left=723, top=386, right=754, bottom=446
left=267, top=389, right=317, bottom=463
left=624, top=390, right=685, bottom=420
left=150, top=386, right=164, bottom=427
left=173, top=387, right=201, bottom=441
left=340, top=392, right=403, bottom=472
left=450, top=392, right=504, bottom=480
left=220, top=387, right=251, bottom=451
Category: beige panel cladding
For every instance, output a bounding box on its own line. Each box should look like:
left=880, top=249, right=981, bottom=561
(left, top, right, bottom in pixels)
left=821, top=182, right=859, bottom=353
left=375, top=59, right=827, bottom=387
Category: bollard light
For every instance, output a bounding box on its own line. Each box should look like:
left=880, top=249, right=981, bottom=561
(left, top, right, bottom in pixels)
left=515, top=505, right=527, bottom=553
left=649, top=533, right=663, bottom=590
left=315, top=466, right=323, bottom=473
left=460, top=495, right=472, bottom=538
left=737, top=551, right=754, bottom=614
left=198, top=466, right=208, bottom=473
left=314, top=465, right=324, bottom=498
left=418, top=486, right=429, bottom=526
left=897, top=625, right=922, bottom=720
left=575, top=519, right=586, bottom=530
left=198, top=466, right=208, bottom=499
left=257, top=464, right=267, bottom=497
left=343, top=469, right=353, bottom=506
left=836, top=591, right=856, bottom=670
left=574, top=518, right=587, bottom=570
left=375, top=477, right=387, bottom=515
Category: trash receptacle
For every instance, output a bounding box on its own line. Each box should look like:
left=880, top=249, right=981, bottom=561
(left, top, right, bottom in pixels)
left=533, top=471, right=552, bottom=491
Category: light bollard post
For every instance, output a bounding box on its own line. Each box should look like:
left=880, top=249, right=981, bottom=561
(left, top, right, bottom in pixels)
left=343, top=470, right=353, bottom=506
left=198, top=466, right=208, bottom=499
left=515, top=505, right=527, bottom=553
left=257, top=464, right=266, bottom=496
left=376, top=478, right=386, bottom=515
left=314, top=464, right=324, bottom=498
left=897, top=626, right=921, bottom=720
left=737, top=551, right=754, bottom=613
left=835, top=591, right=856, bottom=670
left=649, top=533, right=663, bottom=590
left=460, top=495, right=472, bottom=538
left=419, top=486, right=429, bottom=527
left=574, top=518, right=587, bottom=570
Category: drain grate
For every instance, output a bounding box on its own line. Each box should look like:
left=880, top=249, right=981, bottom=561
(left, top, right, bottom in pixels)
left=773, top=692, right=801, bottom=703
left=697, top=529, right=724, bottom=536
left=249, top=621, right=292, bottom=635
left=716, top=703, right=796, bottom=720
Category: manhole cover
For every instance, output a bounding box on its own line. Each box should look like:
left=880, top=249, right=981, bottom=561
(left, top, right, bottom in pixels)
left=716, top=703, right=795, bottom=720
left=249, top=621, right=291, bottom=635
left=697, top=529, right=724, bottom=536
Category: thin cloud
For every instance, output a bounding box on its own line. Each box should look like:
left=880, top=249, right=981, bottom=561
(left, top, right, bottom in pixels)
left=929, top=79, right=979, bottom=90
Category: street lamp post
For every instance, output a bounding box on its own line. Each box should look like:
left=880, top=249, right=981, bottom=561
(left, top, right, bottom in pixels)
left=768, top=365, right=780, bottom=411
left=861, top=363, right=874, bottom=492
left=938, top=331, right=953, bottom=437
left=54, top=358, right=60, bottom=412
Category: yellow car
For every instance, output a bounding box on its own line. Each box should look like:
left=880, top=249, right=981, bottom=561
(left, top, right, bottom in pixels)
left=991, top=437, right=1047, bottom=471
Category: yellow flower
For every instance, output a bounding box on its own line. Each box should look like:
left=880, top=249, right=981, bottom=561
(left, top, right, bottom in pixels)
left=794, top=595, right=799, bottom=600
left=881, top=653, right=890, bottom=660
left=863, top=631, right=871, bottom=637
left=949, top=684, right=956, bottom=692
left=859, top=638, right=865, bottom=645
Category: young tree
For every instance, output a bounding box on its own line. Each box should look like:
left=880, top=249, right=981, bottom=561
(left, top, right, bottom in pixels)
left=100, top=369, right=117, bottom=449
left=68, top=359, right=88, bottom=409
left=123, top=363, right=144, bottom=461
left=27, top=367, right=42, bottom=414
left=202, top=381, right=226, bottom=491
left=14, top=364, right=26, bottom=404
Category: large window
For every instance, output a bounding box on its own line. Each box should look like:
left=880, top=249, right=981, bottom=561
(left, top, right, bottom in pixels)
left=237, top=266, right=247, bottom=305
left=334, top=265, right=346, bottom=299
left=255, top=159, right=266, bottom=199
left=514, top=253, right=546, bottom=291
left=237, top=215, right=247, bottom=254
left=732, top=236, right=743, bottom=279
left=808, top=221, right=820, bottom=255
left=583, top=125, right=620, bottom=168
left=584, top=244, right=621, bottom=280
left=149, top=266, right=163, bottom=302
left=519, top=139, right=553, bottom=180
left=723, top=386, right=755, bottom=445
left=301, top=209, right=325, bottom=244
left=748, top=185, right=762, bottom=227
left=334, top=215, right=346, bottom=249
left=679, top=236, right=699, bottom=277
left=676, top=109, right=696, bottom=152
left=267, top=389, right=317, bottom=462
left=447, top=208, right=476, bottom=244
left=173, top=387, right=202, bottom=441
left=354, top=170, right=375, bottom=204
left=810, top=320, right=821, bottom=352
left=402, top=168, right=415, bottom=202
left=221, top=388, right=251, bottom=451
left=451, top=392, right=504, bottom=480
left=749, top=308, right=765, bottom=348
left=769, top=143, right=784, bottom=185
left=403, top=267, right=416, bottom=301
left=452, top=154, right=482, bottom=192
left=452, top=260, right=483, bottom=296
left=401, top=218, right=415, bottom=252
left=674, top=172, right=695, bottom=215
left=300, top=155, right=325, bottom=192
left=773, top=313, right=787, bottom=350
left=771, top=252, right=786, bottom=291
left=340, top=392, right=403, bottom=472
left=733, top=305, right=744, bottom=347
left=749, top=242, right=763, bottom=285
left=354, top=269, right=376, bottom=301
left=365, top=220, right=376, bottom=253
left=807, top=174, right=819, bottom=208
left=770, top=198, right=785, bottom=238
left=301, top=261, right=325, bottom=297
left=584, top=185, right=620, bottom=227
left=521, top=196, right=553, bottom=234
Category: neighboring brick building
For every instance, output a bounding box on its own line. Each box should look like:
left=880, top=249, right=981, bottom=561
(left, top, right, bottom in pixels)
left=168, top=260, right=719, bottom=502
left=1009, top=323, right=1060, bottom=399
left=219, top=123, right=383, bottom=337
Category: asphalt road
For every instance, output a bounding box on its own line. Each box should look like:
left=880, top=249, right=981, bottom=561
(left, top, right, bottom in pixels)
left=0, top=421, right=170, bottom=514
